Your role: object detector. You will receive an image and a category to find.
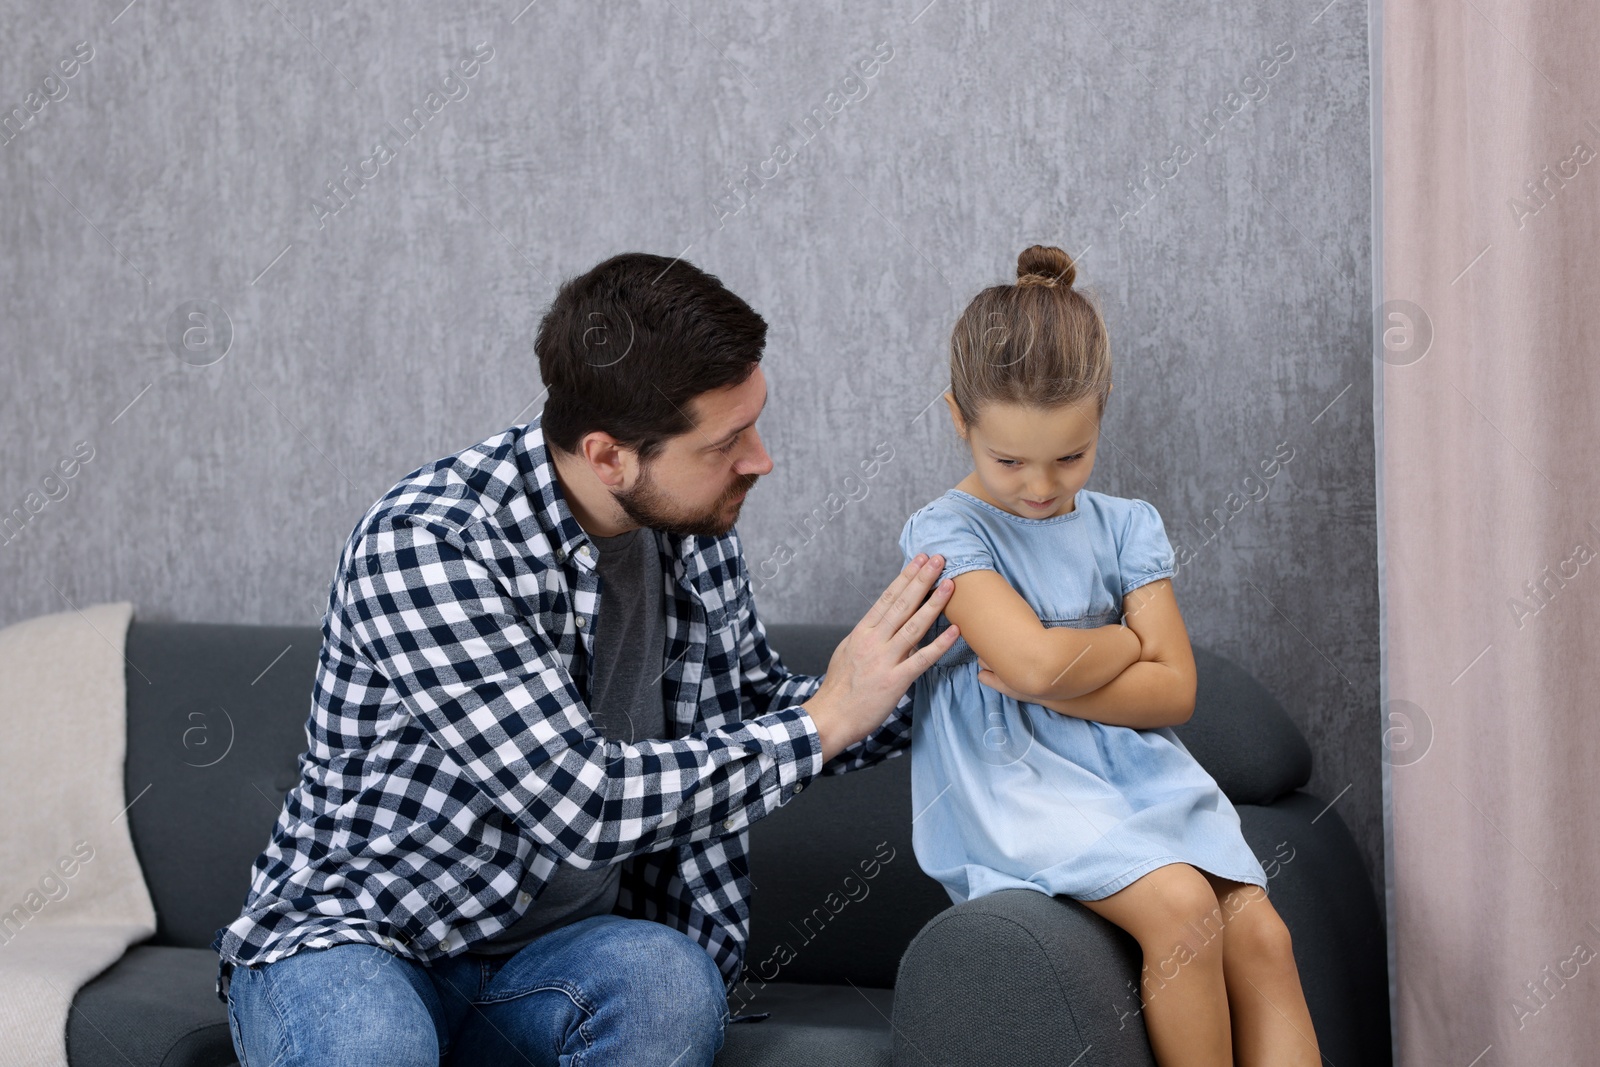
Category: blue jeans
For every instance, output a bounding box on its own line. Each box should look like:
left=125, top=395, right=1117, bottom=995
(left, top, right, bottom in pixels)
left=224, top=914, right=730, bottom=1066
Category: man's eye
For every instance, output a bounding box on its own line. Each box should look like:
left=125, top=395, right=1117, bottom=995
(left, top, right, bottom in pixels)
left=719, top=433, right=741, bottom=454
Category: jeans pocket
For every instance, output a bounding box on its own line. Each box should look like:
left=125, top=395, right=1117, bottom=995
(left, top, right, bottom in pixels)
left=226, top=983, right=250, bottom=1067
left=227, top=965, right=294, bottom=1067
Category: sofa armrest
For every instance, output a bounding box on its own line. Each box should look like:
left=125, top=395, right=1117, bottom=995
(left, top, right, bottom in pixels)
left=889, top=792, right=1391, bottom=1066
left=890, top=888, right=1155, bottom=1067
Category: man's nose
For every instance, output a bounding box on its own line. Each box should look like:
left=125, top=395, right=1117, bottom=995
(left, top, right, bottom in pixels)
left=739, top=428, right=774, bottom=476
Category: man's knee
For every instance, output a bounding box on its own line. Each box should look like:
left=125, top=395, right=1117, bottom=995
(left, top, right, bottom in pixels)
left=585, top=920, right=729, bottom=1037
left=227, top=944, right=441, bottom=1067
left=460, top=919, right=728, bottom=1064
left=601, top=921, right=724, bottom=999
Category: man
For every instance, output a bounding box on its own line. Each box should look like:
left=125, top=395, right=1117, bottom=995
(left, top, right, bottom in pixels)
left=212, top=252, right=958, bottom=1065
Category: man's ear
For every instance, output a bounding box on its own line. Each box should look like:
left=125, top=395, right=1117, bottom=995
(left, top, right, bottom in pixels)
left=579, top=432, right=630, bottom=489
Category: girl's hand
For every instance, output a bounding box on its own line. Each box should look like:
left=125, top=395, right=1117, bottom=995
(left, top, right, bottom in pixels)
left=977, top=655, right=1094, bottom=719
left=975, top=657, right=1039, bottom=703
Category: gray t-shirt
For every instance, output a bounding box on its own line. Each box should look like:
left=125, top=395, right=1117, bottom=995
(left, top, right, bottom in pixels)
left=469, top=525, right=667, bottom=956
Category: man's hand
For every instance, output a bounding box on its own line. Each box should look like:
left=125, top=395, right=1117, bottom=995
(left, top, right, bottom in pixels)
left=802, top=553, right=960, bottom=763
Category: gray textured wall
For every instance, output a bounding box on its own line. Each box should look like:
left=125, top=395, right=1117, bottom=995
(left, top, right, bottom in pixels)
left=0, top=2, right=1380, bottom=902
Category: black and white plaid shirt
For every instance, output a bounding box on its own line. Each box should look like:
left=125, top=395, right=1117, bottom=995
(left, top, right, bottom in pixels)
left=211, top=413, right=913, bottom=1000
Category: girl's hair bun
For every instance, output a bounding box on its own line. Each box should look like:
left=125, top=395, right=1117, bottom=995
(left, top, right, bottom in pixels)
left=1016, top=244, right=1076, bottom=289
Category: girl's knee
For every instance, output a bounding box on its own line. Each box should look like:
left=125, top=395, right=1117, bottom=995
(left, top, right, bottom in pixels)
left=1144, top=866, right=1226, bottom=944
left=1226, top=899, right=1295, bottom=967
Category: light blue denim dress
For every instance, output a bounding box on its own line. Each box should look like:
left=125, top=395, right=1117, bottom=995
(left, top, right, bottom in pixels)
left=897, top=487, right=1268, bottom=905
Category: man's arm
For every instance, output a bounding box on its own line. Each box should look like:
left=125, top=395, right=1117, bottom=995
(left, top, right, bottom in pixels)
left=339, top=518, right=823, bottom=869
left=730, top=542, right=913, bottom=775
left=976, top=578, right=1197, bottom=729
left=817, top=688, right=914, bottom=775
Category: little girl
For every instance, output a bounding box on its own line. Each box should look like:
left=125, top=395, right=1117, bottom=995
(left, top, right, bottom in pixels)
left=897, top=245, right=1321, bottom=1066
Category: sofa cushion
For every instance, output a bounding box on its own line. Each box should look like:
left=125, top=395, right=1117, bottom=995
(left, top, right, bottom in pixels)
left=1174, top=646, right=1313, bottom=804
left=715, top=984, right=893, bottom=1066
left=123, top=622, right=323, bottom=951
left=67, top=947, right=235, bottom=1067
left=743, top=623, right=951, bottom=987
left=743, top=738, right=952, bottom=988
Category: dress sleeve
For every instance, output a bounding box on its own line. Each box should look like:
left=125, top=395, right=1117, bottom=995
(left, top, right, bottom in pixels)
left=898, top=503, right=997, bottom=581
left=1118, top=498, right=1177, bottom=597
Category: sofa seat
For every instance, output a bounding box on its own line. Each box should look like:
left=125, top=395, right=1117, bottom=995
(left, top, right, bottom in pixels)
left=717, top=983, right=895, bottom=1066
left=64, top=942, right=894, bottom=1067
left=67, top=947, right=235, bottom=1067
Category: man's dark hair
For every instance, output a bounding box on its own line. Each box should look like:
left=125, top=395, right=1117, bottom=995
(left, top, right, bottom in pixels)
left=535, top=252, right=767, bottom=462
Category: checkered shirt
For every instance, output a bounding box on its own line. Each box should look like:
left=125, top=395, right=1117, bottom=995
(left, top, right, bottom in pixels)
left=210, top=413, right=913, bottom=1000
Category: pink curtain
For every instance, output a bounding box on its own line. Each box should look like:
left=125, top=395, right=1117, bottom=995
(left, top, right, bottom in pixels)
left=1382, top=0, right=1600, bottom=1060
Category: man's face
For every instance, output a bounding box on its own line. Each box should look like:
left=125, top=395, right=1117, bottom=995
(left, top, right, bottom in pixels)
left=614, top=365, right=773, bottom=538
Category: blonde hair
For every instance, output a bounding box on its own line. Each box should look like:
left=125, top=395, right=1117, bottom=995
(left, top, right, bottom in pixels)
left=948, top=244, right=1111, bottom=428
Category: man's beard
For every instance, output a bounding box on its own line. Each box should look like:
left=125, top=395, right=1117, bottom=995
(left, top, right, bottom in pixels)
left=615, top=461, right=759, bottom=538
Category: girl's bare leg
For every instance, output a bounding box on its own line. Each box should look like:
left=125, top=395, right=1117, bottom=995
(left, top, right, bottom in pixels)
left=1076, top=863, right=1232, bottom=1067
left=1196, top=871, right=1322, bottom=1067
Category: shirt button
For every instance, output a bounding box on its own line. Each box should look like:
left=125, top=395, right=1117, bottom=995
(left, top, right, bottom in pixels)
left=722, top=817, right=736, bottom=830
left=793, top=782, right=804, bottom=794
left=518, top=892, right=531, bottom=906
left=576, top=617, right=586, bottom=628
left=580, top=545, right=592, bottom=559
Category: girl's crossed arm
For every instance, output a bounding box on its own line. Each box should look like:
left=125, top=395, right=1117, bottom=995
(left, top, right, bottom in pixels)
left=942, top=568, right=1143, bottom=702
left=975, top=577, right=1197, bottom=730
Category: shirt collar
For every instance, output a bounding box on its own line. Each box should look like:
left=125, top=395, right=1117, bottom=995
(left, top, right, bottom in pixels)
left=511, top=414, right=723, bottom=609
left=513, top=413, right=603, bottom=569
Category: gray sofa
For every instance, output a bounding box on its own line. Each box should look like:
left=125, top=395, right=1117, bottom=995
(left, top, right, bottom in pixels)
left=65, top=620, right=1389, bottom=1066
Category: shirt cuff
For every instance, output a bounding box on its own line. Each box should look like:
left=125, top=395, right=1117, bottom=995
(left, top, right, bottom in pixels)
left=758, top=703, right=824, bottom=798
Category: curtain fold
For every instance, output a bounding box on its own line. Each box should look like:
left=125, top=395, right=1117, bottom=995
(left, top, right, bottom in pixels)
left=1382, top=0, right=1600, bottom=1060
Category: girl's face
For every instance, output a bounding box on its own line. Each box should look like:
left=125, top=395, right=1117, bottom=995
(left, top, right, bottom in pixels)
left=945, top=392, right=1103, bottom=519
